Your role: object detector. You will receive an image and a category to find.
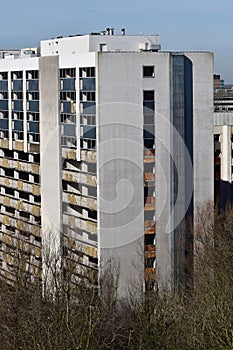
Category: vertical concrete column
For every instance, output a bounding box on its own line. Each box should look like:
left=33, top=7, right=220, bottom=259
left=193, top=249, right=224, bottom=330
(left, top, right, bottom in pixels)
left=23, top=70, right=27, bottom=152
left=8, top=72, right=12, bottom=150
left=39, top=56, right=62, bottom=293
left=75, top=67, right=81, bottom=161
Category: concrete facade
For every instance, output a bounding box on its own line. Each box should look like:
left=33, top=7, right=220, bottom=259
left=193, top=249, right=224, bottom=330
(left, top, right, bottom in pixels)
left=39, top=56, right=62, bottom=288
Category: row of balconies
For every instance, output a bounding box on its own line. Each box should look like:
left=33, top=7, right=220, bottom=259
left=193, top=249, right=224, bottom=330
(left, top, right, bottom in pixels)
left=0, top=261, right=41, bottom=281
left=63, top=255, right=97, bottom=277
left=0, top=213, right=40, bottom=237
left=13, top=140, right=40, bottom=153
left=0, top=267, right=15, bottom=283
left=63, top=169, right=96, bottom=187
left=0, top=226, right=41, bottom=265
left=63, top=212, right=97, bottom=235
left=63, top=192, right=97, bottom=211
left=0, top=139, right=39, bottom=153
left=0, top=176, right=40, bottom=195
left=0, top=233, right=41, bottom=260
left=0, top=195, right=40, bottom=216
left=0, top=157, right=39, bottom=174
left=62, top=148, right=96, bottom=163
left=65, top=236, right=97, bottom=260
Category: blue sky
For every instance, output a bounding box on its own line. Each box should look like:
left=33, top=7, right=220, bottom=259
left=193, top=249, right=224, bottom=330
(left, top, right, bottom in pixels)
left=1, top=0, right=232, bottom=82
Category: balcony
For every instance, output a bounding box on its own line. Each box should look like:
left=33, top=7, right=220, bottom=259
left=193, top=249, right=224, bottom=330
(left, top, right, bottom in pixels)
left=28, top=143, right=40, bottom=153
left=145, top=267, right=156, bottom=282
left=0, top=139, right=9, bottom=148
left=144, top=155, right=155, bottom=163
left=144, top=149, right=155, bottom=157
left=0, top=195, right=40, bottom=216
left=1, top=232, right=16, bottom=246
left=144, top=197, right=155, bottom=211
left=144, top=220, right=156, bottom=234
left=84, top=245, right=97, bottom=258
left=13, top=140, right=24, bottom=151
left=145, top=245, right=156, bottom=259
left=0, top=157, right=39, bottom=174
left=0, top=176, right=40, bottom=195
left=144, top=173, right=155, bottom=182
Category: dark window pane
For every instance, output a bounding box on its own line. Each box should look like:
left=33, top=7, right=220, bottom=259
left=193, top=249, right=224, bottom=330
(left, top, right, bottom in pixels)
left=144, top=115, right=154, bottom=124
left=29, top=121, right=39, bottom=133
left=83, top=126, right=96, bottom=139
left=82, top=78, right=95, bottom=91
left=62, top=78, right=75, bottom=91
left=13, top=100, right=23, bottom=111
left=82, top=102, right=96, bottom=115
left=13, top=120, right=23, bottom=131
left=63, top=124, right=76, bottom=137
left=143, top=66, right=155, bottom=77
left=28, top=80, right=38, bottom=91
left=143, top=90, right=154, bottom=100
left=143, top=101, right=155, bottom=115
left=13, top=80, right=23, bottom=91
left=0, top=81, right=8, bottom=90
left=0, top=118, right=8, bottom=129
left=28, top=101, right=39, bottom=112
left=0, top=100, right=8, bottom=110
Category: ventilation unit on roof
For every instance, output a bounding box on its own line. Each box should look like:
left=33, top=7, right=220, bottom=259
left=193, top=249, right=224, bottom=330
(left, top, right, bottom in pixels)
left=139, top=43, right=161, bottom=52
left=149, top=43, right=161, bottom=52
left=139, top=43, right=149, bottom=51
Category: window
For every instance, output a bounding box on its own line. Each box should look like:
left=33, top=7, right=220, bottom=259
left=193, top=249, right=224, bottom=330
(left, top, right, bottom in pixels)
left=143, top=91, right=154, bottom=100
left=143, top=66, right=155, bottom=78
left=99, top=43, right=107, bottom=52
left=143, top=90, right=155, bottom=116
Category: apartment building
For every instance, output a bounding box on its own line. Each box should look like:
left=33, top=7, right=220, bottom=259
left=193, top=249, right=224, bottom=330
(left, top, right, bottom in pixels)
left=214, top=74, right=224, bottom=91
left=0, top=30, right=214, bottom=297
left=214, top=89, right=233, bottom=207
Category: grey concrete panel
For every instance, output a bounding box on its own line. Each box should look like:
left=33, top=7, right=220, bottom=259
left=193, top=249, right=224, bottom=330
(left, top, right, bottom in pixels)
left=39, top=56, right=62, bottom=288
